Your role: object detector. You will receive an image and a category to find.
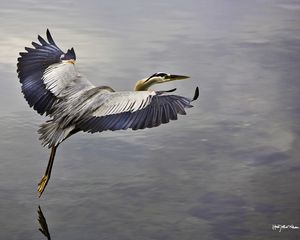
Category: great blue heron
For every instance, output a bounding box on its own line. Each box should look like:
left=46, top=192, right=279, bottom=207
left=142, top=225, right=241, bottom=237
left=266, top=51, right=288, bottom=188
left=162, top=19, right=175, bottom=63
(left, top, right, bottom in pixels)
left=17, top=29, right=199, bottom=197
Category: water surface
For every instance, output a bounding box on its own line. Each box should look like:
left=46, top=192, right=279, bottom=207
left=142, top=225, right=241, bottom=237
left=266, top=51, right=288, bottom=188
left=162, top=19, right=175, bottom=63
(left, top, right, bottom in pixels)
left=0, top=0, right=300, bottom=239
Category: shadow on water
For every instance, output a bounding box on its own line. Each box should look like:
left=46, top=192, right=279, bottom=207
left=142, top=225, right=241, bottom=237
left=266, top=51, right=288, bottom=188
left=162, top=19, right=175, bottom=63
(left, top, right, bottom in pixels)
left=37, top=206, right=51, bottom=240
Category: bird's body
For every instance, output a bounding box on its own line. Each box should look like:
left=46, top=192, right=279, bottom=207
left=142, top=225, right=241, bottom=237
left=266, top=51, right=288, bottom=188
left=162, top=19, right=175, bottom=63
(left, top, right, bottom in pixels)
left=17, top=30, right=198, bottom=197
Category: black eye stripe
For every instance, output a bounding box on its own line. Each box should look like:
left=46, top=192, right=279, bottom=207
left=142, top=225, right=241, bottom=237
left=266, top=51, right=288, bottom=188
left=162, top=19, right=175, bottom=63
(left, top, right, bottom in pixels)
left=145, top=72, right=168, bottom=82
left=156, top=73, right=167, bottom=77
left=145, top=74, right=156, bottom=81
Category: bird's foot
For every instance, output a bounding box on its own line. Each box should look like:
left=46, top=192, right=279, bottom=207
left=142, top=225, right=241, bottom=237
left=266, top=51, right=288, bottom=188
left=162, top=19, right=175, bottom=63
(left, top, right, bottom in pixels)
left=38, top=175, right=49, bottom=198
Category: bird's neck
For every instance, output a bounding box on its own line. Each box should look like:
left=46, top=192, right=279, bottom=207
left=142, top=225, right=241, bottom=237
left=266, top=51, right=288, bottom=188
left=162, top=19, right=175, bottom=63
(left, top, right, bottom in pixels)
left=134, top=79, right=153, bottom=91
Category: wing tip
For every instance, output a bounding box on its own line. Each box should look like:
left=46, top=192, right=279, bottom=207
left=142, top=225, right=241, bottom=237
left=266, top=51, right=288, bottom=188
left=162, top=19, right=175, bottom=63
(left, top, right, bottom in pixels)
left=46, top=28, right=56, bottom=46
left=38, top=34, right=47, bottom=46
left=165, top=88, right=177, bottom=93
left=192, top=87, right=199, bottom=101
left=64, top=47, right=76, bottom=60
left=32, top=41, right=41, bottom=48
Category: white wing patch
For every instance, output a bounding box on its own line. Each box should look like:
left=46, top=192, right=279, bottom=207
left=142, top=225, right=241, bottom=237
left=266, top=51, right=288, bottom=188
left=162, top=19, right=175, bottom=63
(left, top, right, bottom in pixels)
left=42, top=62, right=78, bottom=96
left=92, top=91, right=155, bottom=117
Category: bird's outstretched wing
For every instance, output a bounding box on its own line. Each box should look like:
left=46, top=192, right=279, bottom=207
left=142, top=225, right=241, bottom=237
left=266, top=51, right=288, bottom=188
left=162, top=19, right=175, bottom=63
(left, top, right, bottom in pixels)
left=17, top=29, right=94, bottom=116
left=76, top=87, right=199, bottom=133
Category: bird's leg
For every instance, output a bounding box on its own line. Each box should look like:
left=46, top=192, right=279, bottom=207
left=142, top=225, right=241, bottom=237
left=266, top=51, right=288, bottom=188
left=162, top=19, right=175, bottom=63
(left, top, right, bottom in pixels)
left=38, top=145, right=58, bottom=197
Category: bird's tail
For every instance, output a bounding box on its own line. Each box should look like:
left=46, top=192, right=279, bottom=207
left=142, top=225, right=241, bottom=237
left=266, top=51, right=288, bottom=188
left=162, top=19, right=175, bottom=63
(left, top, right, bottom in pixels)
left=38, top=120, right=75, bottom=148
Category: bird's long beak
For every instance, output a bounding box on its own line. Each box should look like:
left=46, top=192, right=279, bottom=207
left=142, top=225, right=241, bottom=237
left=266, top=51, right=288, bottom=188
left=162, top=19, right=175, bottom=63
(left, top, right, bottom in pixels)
left=165, top=74, right=190, bottom=82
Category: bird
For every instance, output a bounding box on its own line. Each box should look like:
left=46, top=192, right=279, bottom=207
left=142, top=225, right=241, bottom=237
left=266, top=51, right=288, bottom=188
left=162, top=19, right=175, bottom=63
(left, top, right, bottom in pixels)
left=17, top=29, right=199, bottom=197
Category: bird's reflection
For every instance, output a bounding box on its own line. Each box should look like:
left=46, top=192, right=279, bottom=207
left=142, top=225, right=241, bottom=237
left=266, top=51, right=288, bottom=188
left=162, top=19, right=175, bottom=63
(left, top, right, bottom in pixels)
left=37, top=206, right=51, bottom=240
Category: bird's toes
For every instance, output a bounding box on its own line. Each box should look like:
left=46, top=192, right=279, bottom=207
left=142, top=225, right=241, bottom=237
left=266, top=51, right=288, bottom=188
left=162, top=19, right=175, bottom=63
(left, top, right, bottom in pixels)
left=37, top=175, right=49, bottom=197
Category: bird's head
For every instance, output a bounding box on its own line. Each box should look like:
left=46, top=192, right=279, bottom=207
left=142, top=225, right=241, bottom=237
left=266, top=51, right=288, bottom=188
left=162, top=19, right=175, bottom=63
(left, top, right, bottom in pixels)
left=134, top=72, right=190, bottom=91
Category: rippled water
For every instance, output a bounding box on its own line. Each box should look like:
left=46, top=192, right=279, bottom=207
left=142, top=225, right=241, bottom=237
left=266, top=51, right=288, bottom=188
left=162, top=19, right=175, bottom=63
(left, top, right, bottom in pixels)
left=1, top=0, right=300, bottom=239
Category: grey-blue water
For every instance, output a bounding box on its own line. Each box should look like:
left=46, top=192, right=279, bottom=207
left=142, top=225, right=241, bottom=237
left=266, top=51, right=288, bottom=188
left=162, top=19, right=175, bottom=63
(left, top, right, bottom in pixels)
left=1, top=0, right=300, bottom=239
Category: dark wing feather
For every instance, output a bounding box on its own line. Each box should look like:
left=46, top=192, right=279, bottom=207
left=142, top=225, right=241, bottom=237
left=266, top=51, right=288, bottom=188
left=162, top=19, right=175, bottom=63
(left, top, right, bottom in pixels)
left=17, top=29, right=75, bottom=115
left=77, top=91, right=196, bottom=133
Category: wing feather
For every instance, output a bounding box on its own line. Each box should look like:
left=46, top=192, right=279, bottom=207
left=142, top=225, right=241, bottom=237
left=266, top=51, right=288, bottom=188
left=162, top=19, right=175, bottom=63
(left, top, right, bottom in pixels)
left=76, top=88, right=197, bottom=133
left=17, top=29, right=94, bottom=116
